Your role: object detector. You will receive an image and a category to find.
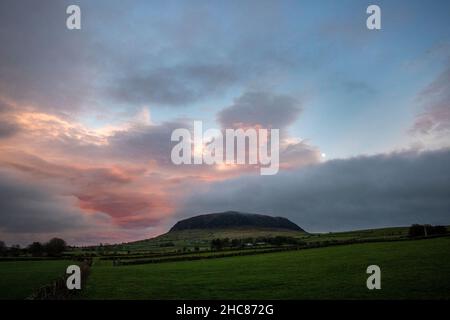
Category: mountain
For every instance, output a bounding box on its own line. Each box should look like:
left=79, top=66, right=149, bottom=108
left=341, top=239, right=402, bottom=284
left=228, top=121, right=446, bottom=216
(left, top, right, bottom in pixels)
left=169, top=211, right=305, bottom=232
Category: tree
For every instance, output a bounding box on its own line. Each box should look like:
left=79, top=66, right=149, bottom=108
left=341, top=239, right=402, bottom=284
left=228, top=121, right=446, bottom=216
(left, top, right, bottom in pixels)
left=408, top=224, right=425, bottom=237
left=408, top=224, right=448, bottom=237
left=211, top=238, right=231, bottom=250
left=231, top=239, right=241, bottom=248
left=0, top=241, right=6, bottom=256
left=45, top=238, right=67, bottom=256
left=430, top=225, right=447, bottom=235
left=10, top=244, right=21, bottom=257
left=28, top=242, right=44, bottom=257
left=211, top=238, right=223, bottom=251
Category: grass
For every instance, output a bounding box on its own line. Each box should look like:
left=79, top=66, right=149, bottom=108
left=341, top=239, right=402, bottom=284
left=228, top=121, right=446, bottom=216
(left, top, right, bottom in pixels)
left=82, top=236, right=450, bottom=299
left=0, top=260, right=73, bottom=299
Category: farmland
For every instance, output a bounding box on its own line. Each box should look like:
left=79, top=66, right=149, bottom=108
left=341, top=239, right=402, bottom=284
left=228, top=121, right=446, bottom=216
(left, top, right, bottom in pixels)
left=1, top=226, right=449, bottom=300
left=100, top=226, right=412, bottom=254
left=0, top=260, right=74, bottom=299
left=82, top=236, right=450, bottom=299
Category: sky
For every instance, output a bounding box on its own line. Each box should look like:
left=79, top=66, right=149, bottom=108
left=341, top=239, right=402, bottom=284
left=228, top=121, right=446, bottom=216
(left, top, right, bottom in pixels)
left=0, top=0, right=450, bottom=245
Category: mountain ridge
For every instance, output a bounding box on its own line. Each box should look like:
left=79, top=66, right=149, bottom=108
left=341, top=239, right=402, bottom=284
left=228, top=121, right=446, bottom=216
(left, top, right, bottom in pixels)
left=169, top=211, right=305, bottom=232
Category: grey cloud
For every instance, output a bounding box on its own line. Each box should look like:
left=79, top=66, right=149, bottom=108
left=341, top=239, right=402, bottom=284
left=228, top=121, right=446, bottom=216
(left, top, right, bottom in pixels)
left=0, top=0, right=99, bottom=114
left=0, top=102, right=20, bottom=138
left=179, top=149, right=450, bottom=232
left=0, top=120, right=20, bottom=139
left=0, top=0, right=318, bottom=112
left=280, top=141, right=322, bottom=168
left=112, top=64, right=238, bottom=107
left=217, top=91, right=302, bottom=129
left=0, top=170, right=92, bottom=233
left=106, top=121, right=189, bottom=165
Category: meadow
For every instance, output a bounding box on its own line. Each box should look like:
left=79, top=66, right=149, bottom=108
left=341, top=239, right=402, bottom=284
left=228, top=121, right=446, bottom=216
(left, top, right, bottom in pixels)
left=82, top=237, right=450, bottom=299
left=0, top=260, right=73, bottom=299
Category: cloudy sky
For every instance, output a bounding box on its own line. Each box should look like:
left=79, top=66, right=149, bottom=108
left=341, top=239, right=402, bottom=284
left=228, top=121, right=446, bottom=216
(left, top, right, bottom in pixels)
left=1, top=0, right=449, bottom=245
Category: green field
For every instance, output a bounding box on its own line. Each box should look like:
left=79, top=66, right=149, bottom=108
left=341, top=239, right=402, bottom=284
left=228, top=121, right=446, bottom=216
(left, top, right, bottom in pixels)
left=82, top=237, right=450, bottom=299
left=0, top=260, right=73, bottom=299
left=1, top=229, right=449, bottom=300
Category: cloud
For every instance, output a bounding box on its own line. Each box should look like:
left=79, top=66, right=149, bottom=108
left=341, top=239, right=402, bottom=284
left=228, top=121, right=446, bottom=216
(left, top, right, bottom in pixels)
left=0, top=169, right=94, bottom=234
left=112, top=64, right=238, bottom=107
left=0, top=0, right=98, bottom=114
left=77, top=191, right=172, bottom=229
left=215, top=91, right=321, bottom=170
left=412, top=64, right=450, bottom=137
left=218, top=91, right=302, bottom=129
left=279, top=140, right=322, bottom=169
left=0, top=151, right=174, bottom=229
left=106, top=121, right=188, bottom=165
left=179, top=149, right=450, bottom=232
left=0, top=120, right=19, bottom=139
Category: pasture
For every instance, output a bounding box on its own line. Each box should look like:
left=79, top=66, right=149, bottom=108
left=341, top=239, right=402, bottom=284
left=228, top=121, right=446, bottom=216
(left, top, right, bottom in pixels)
left=82, top=237, right=450, bottom=299
left=0, top=260, right=73, bottom=299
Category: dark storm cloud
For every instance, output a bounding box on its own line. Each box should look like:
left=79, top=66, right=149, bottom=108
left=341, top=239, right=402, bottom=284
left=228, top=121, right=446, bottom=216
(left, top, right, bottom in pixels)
left=0, top=170, right=91, bottom=233
left=217, top=91, right=302, bottom=129
left=179, top=149, right=450, bottom=232
left=112, top=64, right=239, bottom=107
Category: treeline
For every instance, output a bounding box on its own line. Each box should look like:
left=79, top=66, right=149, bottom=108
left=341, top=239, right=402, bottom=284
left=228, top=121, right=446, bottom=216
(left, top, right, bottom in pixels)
left=408, top=224, right=448, bottom=238
left=210, top=236, right=306, bottom=250
left=0, top=238, right=67, bottom=257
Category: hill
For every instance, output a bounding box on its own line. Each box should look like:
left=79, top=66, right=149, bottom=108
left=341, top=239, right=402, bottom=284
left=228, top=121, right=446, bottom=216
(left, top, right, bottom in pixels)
left=119, top=212, right=307, bottom=252
left=169, top=211, right=305, bottom=232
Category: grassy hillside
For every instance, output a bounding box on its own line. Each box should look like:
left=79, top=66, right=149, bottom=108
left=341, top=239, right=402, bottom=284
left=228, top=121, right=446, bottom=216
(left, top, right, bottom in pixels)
left=114, top=226, right=415, bottom=253
left=83, top=236, right=450, bottom=299
left=120, top=227, right=307, bottom=252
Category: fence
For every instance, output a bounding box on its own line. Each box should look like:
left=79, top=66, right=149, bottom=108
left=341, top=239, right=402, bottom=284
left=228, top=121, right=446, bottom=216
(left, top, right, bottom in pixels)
left=26, top=258, right=92, bottom=300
